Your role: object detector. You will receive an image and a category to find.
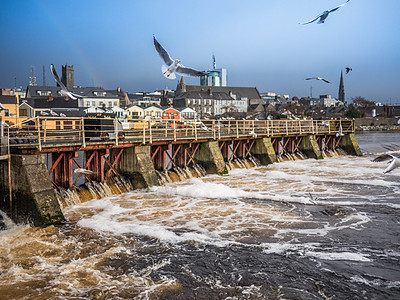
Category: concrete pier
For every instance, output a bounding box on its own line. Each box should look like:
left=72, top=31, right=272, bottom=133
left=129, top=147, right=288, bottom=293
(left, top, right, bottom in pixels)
left=340, top=133, right=362, bottom=156
left=251, top=138, right=277, bottom=165
left=120, top=146, right=159, bottom=189
left=299, top=135, right=323, bottom=159
left=0, top=154, right=64, bottom=226
left=195, top=141, right=227, bottom=175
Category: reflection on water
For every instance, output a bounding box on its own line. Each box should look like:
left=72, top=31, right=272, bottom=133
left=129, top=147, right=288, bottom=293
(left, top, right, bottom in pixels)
left=0, top=132, right=399, bottom=299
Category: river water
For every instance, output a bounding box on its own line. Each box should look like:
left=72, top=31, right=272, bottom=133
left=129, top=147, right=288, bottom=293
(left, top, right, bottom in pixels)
left=0, top=132, right=399, bottom=299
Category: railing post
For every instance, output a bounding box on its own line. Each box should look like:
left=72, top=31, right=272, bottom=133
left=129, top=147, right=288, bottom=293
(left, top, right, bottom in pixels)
left=149, top=120, right=153, bottom=143
left=173, top=119, right=176, bottom=141
left=228, top=120, right=231, bottom=135
left=143, top=120, right=146, bottom=144
left=7, top=126, right=12, bottom=218
left=81, top=117, right=86, bottom=148
left=43, top=118, right=47, bottom=143
left=285, top=120, right=288, bottom=135
left=212, top=120, right=216, bottom=140
left=218, top=120, right=221, bottom=139
left=252, top=120, right=255, bottom=136
left=114, top=117, right=119, bottom=146
left=311, top=119, right=315, bottom=134
left=236, top=120, right=239, bottom=138
left=37, top=117, right=42, bottom=151
left=195, top=120, right=198, bottom=140
left=298, top=120, right=301, bottom=134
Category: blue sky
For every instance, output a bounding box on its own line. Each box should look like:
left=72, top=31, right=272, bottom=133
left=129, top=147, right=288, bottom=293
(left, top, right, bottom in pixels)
left=1, top=0, right=399, bottom=103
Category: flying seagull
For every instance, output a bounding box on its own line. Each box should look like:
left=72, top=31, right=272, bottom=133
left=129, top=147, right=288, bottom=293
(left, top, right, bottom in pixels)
left=372, top=154, right=400, bottom=174
left=50, top=64, right=82, bottom=100
left=300, top=0, right=351, bottom=25
left=345, top=67, right=353, bottom=74
left=336, top=123, right=344, bottom=137
left=74, top=168, right=97, bottom=175
left=305, top=77, right=331, bottom=84
left=153, top=35, right=208, bottom=80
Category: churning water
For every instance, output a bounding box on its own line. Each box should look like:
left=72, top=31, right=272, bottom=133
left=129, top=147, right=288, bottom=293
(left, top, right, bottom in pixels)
left=0, top=132, right=399, bottom=299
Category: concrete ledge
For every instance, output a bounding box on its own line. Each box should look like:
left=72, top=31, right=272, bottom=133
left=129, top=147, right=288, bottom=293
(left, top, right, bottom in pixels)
left=340, top=133, right=362, bottom=156
left=120, top=146, right=159, bottom=188
left=251, top=138, right=277, bottom=165
left=195, top=141, right=227, bottom=175
left=299, top=135, right=323, bottom=159
left=0, top=154, right=64, bottom=226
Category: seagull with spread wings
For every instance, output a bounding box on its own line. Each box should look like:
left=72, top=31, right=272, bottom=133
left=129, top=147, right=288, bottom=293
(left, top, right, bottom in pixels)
left=305, top=77, right=331, bottom=84
left=153, top=35, right=208, bottom=80
left=300, top=0, right=351, bottom=25
left=372, top=154, right=400, bottom=174
left=50, top=64, right=82, bottom=100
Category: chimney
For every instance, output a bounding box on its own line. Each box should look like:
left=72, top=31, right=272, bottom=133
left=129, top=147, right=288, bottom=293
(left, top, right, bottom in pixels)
left=208, top=88, right=212, bottom=96
left=48, top=94, right=53, bottom=101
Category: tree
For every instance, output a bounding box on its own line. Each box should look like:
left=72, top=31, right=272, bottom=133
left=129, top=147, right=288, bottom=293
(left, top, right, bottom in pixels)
left=352, top=96, right=376, bottom=108
left=345, top=103, right=361, bottom=118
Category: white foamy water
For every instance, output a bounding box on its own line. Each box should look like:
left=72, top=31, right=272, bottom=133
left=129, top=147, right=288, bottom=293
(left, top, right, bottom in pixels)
left=66, top=154, right=399, bottom=251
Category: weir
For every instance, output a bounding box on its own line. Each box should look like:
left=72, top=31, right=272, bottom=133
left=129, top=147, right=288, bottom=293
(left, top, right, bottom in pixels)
left=0, top=118, right=361, bottom=225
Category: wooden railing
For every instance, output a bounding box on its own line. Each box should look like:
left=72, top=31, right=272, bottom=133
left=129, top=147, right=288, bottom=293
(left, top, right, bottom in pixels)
left=5, top=117, right=354, bottom=150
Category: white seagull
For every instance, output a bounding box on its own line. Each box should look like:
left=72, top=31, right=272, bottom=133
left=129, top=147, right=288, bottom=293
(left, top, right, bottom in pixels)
left=153, top=35, right=208, bottom=80
left=50, top=64, right=83, bottom=100
left=336, top=123, right=344, bottom=137
left=305, top=77, right=331, bottom=84
left=300, top=0, right=351, bottom=25
left=74, top=168, right=97, bottom=175
left=372, top=154, right=400, bottom=174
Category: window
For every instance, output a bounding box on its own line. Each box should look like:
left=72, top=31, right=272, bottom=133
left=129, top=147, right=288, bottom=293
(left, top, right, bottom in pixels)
left=92, top=101, right=96, bottom=106
left=56, top=121, right=61, bottom=130
left=19, top=109, right=27, bottom=116
left=187, top=100, right=191, bottom=105
left=108, top=101, right=112, bottom=107
left=174, top=112, right=178, bottom=116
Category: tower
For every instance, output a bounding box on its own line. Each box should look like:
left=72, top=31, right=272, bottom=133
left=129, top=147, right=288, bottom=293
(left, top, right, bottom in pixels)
left=176, top=77, right=186, bottom=95
left=29, top=66, right=37, bottom=86
left=338, top=70, right=345, bottom=103
left=61, top=64, right=74, bottom=87
left=200, top=54, right=227, bottom=87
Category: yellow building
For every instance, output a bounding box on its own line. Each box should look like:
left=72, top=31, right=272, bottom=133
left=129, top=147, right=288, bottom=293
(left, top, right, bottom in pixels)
left=0, top=94, right=21, bottom=125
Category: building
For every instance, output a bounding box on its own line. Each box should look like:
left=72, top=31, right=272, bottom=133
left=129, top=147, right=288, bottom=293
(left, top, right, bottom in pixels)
left=26, top=86, right=120, bottom=108
left=61, top=64, right=74, bottom=88
left=175, top=77, right=260, bottom=117
left=162, top=107, right=181, bottom=120
left=300, top=95, right=338, bottom=108
left=200, top=54, right=227, bottom=87
left=0, top=95, right=19, bottom=125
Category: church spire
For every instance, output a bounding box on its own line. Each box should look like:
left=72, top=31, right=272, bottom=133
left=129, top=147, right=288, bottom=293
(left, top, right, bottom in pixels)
left=338, top=70, right=345, bottom=104
left=176, top=76, right=186, bottom=95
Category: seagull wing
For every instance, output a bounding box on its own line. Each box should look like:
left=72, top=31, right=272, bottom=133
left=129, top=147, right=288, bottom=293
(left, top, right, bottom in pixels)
left=50, top=64, right=68, bottom=91
left=328, top=0, right=351, bottom=13
left=372, top=154, right=394, bottom=163
left=153, top=36, right=174, bottom=66
left=305, top=77, right=317, bottom=80
left=69, top=91, right=83, bottom=99
left=321, top=78, right=331, bottom=83
left=299, top=14, right=322, bottom=25
left=176, top=65, right=208, bottom=77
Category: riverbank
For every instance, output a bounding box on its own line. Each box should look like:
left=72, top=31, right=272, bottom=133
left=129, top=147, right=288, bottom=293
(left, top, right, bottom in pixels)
left=355, top=117, right=400, bottom=132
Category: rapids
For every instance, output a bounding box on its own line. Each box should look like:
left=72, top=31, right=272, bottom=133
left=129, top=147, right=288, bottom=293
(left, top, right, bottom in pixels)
left=0, top=132, right=399, bottom=299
